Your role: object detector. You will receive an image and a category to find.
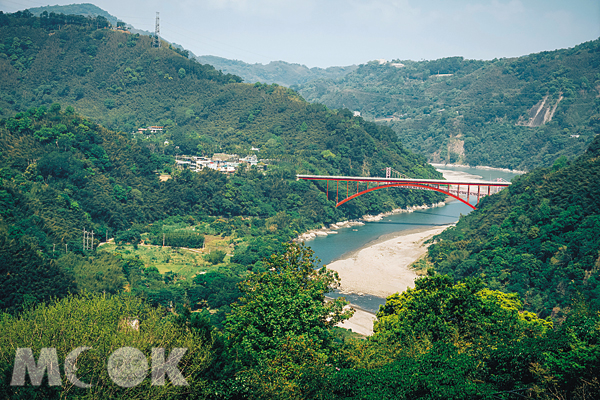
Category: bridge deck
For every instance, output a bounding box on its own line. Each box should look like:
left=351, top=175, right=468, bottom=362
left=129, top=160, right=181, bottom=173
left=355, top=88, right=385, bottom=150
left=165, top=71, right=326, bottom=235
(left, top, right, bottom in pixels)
left=297, top=174, right=511, bottom=209
left=296, top=174, right=511, bottom=187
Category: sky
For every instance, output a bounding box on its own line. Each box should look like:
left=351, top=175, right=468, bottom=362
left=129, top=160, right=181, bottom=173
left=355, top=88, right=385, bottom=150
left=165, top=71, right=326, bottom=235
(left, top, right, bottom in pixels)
left=1, top=0, right=599, bottom=67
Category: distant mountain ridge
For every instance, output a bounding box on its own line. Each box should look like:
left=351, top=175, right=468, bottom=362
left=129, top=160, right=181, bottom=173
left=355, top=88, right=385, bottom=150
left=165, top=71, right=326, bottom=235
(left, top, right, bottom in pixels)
left=11, top=3, right=598, bottom=172
left=195, top=55, right=357, bottom=87
left=295, top=47, right=600, bottom=171
left=0, top=9, right=445, bottom=262
left=21, top=3, right=357, bottom=87
left=23, top=3, right=179, bottom=50
left=25, top=3, right=121, bottom=26
left=0, top=10, right=443, bottom=190
left=426, top=133, right=600, bottom=317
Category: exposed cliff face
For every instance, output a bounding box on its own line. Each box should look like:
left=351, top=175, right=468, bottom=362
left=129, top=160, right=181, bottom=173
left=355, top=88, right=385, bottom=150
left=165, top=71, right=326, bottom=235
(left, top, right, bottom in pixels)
left=295, top=40, right=600, bottom=170
left=430, top=138, right=465, bottom=164
left=518, top=94, right=564, bottom=127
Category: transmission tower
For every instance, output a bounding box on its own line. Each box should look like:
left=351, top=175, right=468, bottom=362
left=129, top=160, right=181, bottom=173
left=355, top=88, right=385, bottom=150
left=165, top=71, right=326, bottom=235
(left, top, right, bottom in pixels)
left=153, top=12, right=160, bottom=48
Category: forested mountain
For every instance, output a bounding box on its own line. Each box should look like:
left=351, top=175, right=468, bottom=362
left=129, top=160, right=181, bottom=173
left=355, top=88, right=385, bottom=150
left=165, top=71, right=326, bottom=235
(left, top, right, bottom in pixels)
left=0, top=10, right=439, bottom=184
left=0, top=10, right=443, bottom=314
left=425, top=134, right=600, bottom=318
left=3, top=247, right=599, bottom=398
left=1, top=10, right=599, bottom=400
left=21, top=3, right=357, bottom=87
left=195, top=55, right=357, bottom=87
left=295, top=43, right=600, bottom=171
left=23, top=3, right=121, bottom=27
left=24, top=3, right=174, bottom=47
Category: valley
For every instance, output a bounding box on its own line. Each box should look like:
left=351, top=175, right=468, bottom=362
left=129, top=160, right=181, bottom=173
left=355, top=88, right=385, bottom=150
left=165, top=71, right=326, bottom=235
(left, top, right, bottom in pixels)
left=0, top=7, right=599, bottom=399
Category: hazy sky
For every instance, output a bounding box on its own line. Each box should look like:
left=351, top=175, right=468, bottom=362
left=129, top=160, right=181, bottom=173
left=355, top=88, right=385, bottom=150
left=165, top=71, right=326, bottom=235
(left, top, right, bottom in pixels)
left=1, top=0, right=599, bottom=67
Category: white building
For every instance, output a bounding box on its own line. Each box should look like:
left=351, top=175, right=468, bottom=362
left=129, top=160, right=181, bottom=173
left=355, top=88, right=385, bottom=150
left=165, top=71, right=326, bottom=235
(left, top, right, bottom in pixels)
left=148, top=126, right=164, bottom=133
left=240, top=154, right=258, bottom=166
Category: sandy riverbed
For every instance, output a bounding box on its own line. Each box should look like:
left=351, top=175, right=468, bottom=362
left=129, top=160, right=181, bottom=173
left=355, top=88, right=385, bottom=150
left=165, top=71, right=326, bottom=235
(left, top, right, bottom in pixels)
left=334, top=167, right=489, bottom=336
left=329, top=225, right=451, bottom=298
left=333, top=224, right=451, bottom=335
left=338, top=309, right=378, bottom=336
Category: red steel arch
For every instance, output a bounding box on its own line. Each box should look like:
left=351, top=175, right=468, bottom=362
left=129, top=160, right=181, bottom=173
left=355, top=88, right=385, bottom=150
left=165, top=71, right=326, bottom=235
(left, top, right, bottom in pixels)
left=296, top=174, right=510, bottom=209
left=336, top=182, right=476, bottom=209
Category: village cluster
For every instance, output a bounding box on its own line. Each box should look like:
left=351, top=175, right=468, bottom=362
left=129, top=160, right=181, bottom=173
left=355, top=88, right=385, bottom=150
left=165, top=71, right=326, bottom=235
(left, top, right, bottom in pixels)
left=137, top=126, right=262, bottom=174
left=175, top=153, right=259, bottom=174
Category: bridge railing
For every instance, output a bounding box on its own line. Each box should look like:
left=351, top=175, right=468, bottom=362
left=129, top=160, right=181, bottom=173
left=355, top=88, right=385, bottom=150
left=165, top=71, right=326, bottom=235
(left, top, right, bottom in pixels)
left=296, top=174, right=510, bottom=210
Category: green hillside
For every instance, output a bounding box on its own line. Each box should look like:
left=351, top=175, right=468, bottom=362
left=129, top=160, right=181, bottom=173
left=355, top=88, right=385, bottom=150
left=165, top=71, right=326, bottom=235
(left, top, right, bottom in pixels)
left=195, top=55, right=357, bottom=87
left=0, top=10, right=444, bottom=315
left=24, top=3, right=120, bottom=26
left=1, top=11, right=599, bottom=400
left=425, top=134, right=600, bottom=318
left=0, top=11, right=442, bottom=184
left=296, top=44, right=600, bottom=171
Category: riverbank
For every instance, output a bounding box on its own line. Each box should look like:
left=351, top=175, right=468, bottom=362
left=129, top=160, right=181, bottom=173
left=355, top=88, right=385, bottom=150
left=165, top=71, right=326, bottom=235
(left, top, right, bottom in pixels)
left=431, top=163, right=527, bottom=175
left=333, top=224, right=452, bottom=335
left=319, top=165, right=520, bottom=335
left=328, top=224, right=451, bottom=298
left=296, top=202, right=447, bottom=242
left=338, top=308, right=377, bottom=337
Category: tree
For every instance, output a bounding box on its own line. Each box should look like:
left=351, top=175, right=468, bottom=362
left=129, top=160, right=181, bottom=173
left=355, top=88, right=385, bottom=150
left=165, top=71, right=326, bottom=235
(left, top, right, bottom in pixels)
left=0, top=231, right=76, bottom=314
left=225, top=243, right=353, bottom=367
left=56, top=253, right=127, bottom=295
left=115, top=229, right=141, bottom=245
left=104, top=98, right=115, bottom=109
left=204, top=250, right=226, bottom=265
left=373, top=275, right=551, bottom=357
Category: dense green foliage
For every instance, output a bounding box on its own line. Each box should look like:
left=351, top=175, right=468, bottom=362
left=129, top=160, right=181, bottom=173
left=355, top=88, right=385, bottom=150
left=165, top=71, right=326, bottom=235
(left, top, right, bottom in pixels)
left=0, top=11, right=443, bottom=362
left=1, top=10, right=599, bottom=400
left=373, top=275, right=551, bottom=353
left=0, top=293, right=213, bottom=399
left=0, top=11, right=444, bottom=218
left=0, top=9, right=441, bottom=191
left=226, top=244, right=352, bottom=366
left=296, top=43, right=600, bottom=170
left=1, top=241, right=599, bottom=399
left=0, top=10, right=445, bottom=314
left=0, top=106, right=440, bottom=257
left=24, top=3, right=121, bottom=27
left=426, top=135, right=600, bottom=318
left=0, top=230, right=76, bottom=314
left=327, top=276, right=600, bottom=399
left=196, top=55, right=357, bottom=87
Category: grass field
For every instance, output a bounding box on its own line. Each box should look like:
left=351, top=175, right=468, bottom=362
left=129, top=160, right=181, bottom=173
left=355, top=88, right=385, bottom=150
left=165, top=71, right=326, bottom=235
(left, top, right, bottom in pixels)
left=98, top=234, right=235, bottom=280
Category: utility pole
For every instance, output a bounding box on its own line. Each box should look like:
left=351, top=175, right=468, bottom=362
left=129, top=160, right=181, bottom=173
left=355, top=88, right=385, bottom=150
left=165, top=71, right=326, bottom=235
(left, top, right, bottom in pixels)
left=163, top=233, right=165, bottom=247
left=91, top=231, right=94, bottom=251
left=83, top=228, right=86, bottom=251
left=153, top=12, right=160, bottom=48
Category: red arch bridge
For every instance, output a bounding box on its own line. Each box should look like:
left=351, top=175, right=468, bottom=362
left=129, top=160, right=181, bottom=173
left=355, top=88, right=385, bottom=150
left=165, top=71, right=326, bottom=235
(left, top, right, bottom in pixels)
left=296, top=175, right=511, bottom=210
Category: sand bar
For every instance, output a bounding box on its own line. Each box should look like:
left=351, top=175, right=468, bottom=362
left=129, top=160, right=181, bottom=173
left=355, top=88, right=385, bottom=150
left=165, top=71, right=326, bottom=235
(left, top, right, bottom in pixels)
left=329, top=224, right=451, bottom=298
left=332, top=167, right=495, bottom=335
left=337, top=308, right=378, bottom=336
left=332, top=224, right=452, bottom=335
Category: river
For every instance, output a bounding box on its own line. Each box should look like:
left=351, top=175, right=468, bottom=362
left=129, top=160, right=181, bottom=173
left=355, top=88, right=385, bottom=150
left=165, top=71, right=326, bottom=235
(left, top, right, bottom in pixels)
left=307, top=165, right=523, bottom=314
